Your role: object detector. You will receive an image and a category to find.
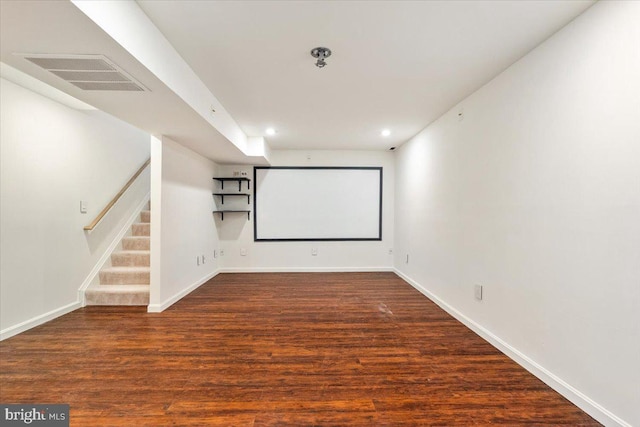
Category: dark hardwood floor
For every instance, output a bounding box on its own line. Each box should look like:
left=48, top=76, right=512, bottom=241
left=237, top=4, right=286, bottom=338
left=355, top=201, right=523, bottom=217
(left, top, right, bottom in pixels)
left=0, top=272, right=599, bottom=426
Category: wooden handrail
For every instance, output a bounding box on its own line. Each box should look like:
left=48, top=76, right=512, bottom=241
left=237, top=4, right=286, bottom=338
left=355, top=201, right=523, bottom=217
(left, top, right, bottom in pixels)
left=84, top=158, right=151, bottom=231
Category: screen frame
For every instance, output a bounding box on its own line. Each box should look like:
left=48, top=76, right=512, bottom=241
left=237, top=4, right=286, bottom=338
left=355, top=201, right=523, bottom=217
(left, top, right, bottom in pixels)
left=253, top=166, right=383, bottom=242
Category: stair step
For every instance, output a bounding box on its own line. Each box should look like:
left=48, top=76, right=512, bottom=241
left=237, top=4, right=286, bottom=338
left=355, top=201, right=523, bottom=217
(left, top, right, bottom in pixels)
left=122, top=236, right=150, bottom=250
left=111, top=250, right=150, bottom=267
left=140, top=210, right=150, bottom=223
left=132, top=223, right=150, bottom=236
left=85, top=285, right=149, bottom=306
left=99, top=267, right=150, bottom=285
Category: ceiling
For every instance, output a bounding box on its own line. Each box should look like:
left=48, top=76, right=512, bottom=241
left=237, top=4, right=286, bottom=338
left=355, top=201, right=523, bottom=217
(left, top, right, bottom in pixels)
left=1, top=0, right=595, bottom=161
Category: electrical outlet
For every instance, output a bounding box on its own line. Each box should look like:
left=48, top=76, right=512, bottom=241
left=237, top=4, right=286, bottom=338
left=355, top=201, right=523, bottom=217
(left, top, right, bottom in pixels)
left=220, top=249, right=225, bottom=257
left=240, top=171, right=248, bottom=177
left=475, top=284, right=483, bottom=301
left=311, top=248, right=318, bottom=256
left=240, top=248, right=247, bottom=256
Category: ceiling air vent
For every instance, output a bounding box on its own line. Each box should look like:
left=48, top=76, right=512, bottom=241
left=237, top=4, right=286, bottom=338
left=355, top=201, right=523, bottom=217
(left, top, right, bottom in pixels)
left=21, top=54, right=147, bottom=92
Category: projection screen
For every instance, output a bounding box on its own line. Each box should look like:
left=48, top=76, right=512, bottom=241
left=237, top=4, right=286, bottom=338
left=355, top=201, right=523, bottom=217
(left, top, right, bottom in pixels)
left=254, top=166, right=382, bottom=241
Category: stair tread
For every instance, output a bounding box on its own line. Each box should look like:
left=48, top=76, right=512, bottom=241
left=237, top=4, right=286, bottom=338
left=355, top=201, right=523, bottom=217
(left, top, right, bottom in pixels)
left=124, top=236, right=149, bottom=239
left=113, top=250, right=150, bottom=254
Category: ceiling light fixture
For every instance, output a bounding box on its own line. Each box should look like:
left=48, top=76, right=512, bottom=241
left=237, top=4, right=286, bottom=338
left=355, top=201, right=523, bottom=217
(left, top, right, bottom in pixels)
left=310, top=47, right=331, bottom=68
left=265, top=127, right=276, bottom=136
left=381, top=129, right=391, bottom=137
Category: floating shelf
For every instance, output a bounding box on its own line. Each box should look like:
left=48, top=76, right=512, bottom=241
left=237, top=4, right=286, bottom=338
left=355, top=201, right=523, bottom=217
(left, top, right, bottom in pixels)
left=213, top=210, right=251, bottom=221
left=213, top=193, right=250, bottom=205
left=212, top=177, right=251, bottom=191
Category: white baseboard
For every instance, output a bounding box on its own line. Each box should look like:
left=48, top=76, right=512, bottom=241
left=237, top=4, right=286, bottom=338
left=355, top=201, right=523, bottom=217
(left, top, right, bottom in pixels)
left=147, top=269, right=220, bottom=313
left=0, top=301, right=81, bottom=341
left=78, top=193, right=151, bottom=305
left=393, top=268, right=631, bottom=427
left=218, top=266, right=394, bottom=273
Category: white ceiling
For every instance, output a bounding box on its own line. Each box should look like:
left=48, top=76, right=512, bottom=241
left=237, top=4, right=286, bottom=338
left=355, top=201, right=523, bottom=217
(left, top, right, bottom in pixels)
left=138, top=0, right=595, bottom=151
left=1, top=1, right=595, bottom=161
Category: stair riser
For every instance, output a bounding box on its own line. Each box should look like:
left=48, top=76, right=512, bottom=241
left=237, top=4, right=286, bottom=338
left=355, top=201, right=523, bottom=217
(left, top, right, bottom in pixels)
left=111, top=252, right=150, bottom=267
left=85, top=291, right=149, bottom=306
left=99, top=270, right=150, bottom=285
left=123, top=237, right=150, bottom=250
left=132, top=223, right=150, bottom=236
left=140, top=211, right=150, bottom=223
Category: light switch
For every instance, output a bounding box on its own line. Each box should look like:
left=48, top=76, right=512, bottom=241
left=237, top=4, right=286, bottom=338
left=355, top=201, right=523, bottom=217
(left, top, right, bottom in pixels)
left=80, top=200, right=87, bottom=214
left=475, top=285, right=483, bottom=301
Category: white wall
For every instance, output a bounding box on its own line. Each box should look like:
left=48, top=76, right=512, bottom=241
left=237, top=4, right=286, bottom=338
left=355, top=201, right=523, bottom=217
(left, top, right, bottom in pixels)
left=148, top=136, right=220, bottom=311
left=394, top=2, right=639, bottom=426
left=219, top=150, right=394, bottom=272
left=0, top=78, right=150, bottom=338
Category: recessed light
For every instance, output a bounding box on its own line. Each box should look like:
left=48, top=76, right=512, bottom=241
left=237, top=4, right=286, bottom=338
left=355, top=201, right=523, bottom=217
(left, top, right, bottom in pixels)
left=381, top=129, right=391, bottom=137
left=266, top=127, right=276, bottom=136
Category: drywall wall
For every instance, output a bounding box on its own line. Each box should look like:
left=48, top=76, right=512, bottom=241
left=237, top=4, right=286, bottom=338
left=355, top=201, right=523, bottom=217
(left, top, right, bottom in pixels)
left=394, top=2, right=639, bottom=426
left=148, top=136, right=220, bottom=311
left=0, top=78, right=150, bottom=339
left=219, top=150, right=394, bottom=271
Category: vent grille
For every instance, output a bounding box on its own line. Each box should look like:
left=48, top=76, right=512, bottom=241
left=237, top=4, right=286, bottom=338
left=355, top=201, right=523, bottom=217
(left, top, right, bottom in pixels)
left=70, top=81, right=146, bottom=91
left=22, top=54, right=147, bottom=92
left=50, top=70, right=130, bottom=82
left=25, top=57, right=116, bottom=71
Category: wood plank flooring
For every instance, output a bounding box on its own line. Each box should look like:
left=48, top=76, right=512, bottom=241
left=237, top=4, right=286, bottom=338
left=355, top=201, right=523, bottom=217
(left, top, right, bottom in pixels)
left=0, top=272, right=599, bottom=426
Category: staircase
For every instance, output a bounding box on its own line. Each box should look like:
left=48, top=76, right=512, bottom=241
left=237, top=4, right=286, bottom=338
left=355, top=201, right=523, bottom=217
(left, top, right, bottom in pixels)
left=85, top=207, right=150, bottom=306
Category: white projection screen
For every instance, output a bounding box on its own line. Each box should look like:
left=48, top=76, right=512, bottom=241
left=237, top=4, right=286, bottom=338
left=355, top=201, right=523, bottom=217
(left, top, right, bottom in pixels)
left=254, top=167, right=382, bottom=241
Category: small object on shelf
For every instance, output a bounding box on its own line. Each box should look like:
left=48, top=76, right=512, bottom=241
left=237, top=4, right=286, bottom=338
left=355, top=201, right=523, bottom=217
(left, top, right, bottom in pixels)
left=212, top=193, right=250, bottom=205
left=212, top=177, right=251, bottom=191
left=212, top=210, right=251, bottom=221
